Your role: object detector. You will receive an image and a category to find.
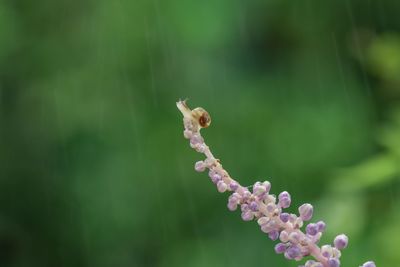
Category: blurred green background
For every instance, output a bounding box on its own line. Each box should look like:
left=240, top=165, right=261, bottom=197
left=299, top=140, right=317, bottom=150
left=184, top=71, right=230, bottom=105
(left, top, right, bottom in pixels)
left=1, top=0, right=400, bottom=266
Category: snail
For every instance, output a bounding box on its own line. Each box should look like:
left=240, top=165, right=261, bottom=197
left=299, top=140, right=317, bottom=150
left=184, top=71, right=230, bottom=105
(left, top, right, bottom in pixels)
left=176, top=99, right=211, bottom=129
left=191, top=107, right=211, bottom=128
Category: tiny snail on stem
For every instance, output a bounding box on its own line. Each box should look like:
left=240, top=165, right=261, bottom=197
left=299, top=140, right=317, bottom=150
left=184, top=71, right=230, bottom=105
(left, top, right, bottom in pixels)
left=176, top=99, right=211, bottom=129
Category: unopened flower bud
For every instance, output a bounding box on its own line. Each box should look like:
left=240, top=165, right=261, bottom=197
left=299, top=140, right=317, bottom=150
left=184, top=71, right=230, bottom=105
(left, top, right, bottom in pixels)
left=210, top=173, right=221, bottom=184
left=362, top=261, right=376, bottom=267
left=280, top=213, right=290, bottom=223
left=284, top=245, right=301, bottom=259
left=227, top=201, right=238, bottom=211
left=229, top=181, right=239, bottom=191
left=257, top=216, right=269, bottom=226
left=334, top=234, right=348, bottom=250
left=299, top=203, right=313, bottom=221
left=289, top=231, right=300, bottom=243
left=306, top=223, right=319, bottom=236
left=266, top=203, right=275, bottom=213
left=241, top=210, right=254, bottom=221
left=280, top=230, right=289, bottom=242
left=262, top=181, right=271, bottom=192
left=321, top=245, right=333, bottom=258
left=305, top=260, right=316, bottom=267
left=316, top=221, right=326, bottom=232
left=253, top=182, right=268, bottom=198
left=328, top=258, right=340, bottom=267
left=194, top=161, right=206, bottom=172
left=278, top=191, right=291, bottom=208
left=275, top=243, right=287, bottom=254
left=268, top=230, right=279, bottom=241
left=249, top=201, right=259, bottom=211
left=217, top=181, right=227, bottom=192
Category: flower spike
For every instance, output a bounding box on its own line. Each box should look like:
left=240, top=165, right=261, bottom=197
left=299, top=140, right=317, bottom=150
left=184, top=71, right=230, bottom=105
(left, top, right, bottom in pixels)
left=177, top=100, right=376, bottom=267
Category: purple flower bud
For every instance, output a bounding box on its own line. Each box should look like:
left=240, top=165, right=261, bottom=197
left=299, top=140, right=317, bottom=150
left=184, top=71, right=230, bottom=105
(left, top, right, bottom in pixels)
left=280, top=213, right=290, bottom=223
left=362, top=261, right=376, bottom=267
left=252, top=181, right=261, bottom=190
left=316, top=221, right=326, bottom=232
left=328, top=258, right=340, bottom=267
left=266, top=194, right=276, bottom=203
left=227, top=194, right=239, bottom=211
left=321, top=245, right=333, bottom=258
left=266, top=203, right=275, bottom=213
left=268, top=230, right=279, bottom=241
left=229, top=181, right=239, bottom=191
left=217, top=180, right=227, bottom=193
left=208, top=170, right=222, bottom=184
left=305, top=262, right=323, bottom=267
left=274, top=243, right=287, bottom=254
left=279, top=191, right=290, bottom=199
left=254, top=181, right=261, bottom=186
left=241, top=203, right=249, bottom=212
left=227, top=201, right=238, bottom=211
left=263, top=181, right=271, bottom=191
left=241, top=210, right=254, bottom=221
left=256, top=194, right=267, bottom=201
left=289, top=231, right=300, bottom=243
left=278, top=191, right=291, bottom=208
left=260, top=219, right=277, bottom=233
left=241, top=190, right=252, bottom=200
left=279, top=230, right=289, bottom=242
left=306, top=223, right=318, bottom=236
left=229, top=192, right=240, bottom=201
left=249, top=201, right=259, bottom=211
left=211, top=173, right=221, bottom=184
left=334, top=234, right=348, bottom=250
left=299, top=203, right=313, bottom=221
left=194, top=161, right=206, bottom=172
left=257, top=216, right=269, bottom=226
left=253, top=182, right=268, bottom=197
left=284, top=245, right=301, bottom=259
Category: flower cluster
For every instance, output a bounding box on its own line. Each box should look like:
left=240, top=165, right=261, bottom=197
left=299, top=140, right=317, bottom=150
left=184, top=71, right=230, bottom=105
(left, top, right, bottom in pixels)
left=176, top=100, right=376, bottom=267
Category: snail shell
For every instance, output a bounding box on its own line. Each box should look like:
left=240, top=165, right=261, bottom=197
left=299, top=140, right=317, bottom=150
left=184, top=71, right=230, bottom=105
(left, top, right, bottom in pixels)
left=191, top=107, right=211, bottom=128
